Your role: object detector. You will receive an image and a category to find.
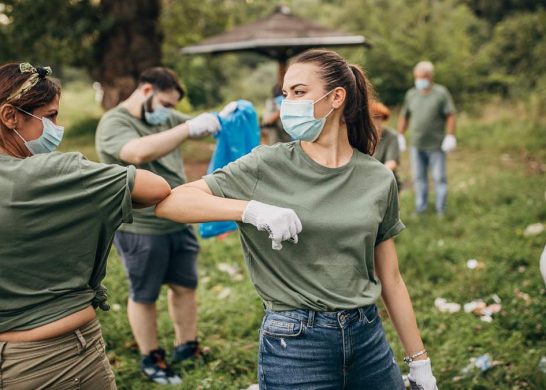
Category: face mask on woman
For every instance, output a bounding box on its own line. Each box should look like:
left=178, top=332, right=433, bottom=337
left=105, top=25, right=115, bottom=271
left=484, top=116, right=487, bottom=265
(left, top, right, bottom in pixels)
left=280, top=90, right=335, bottom=142
left=144, top=94, right=171, bottom=125
left=13, top=108, right=64, bottom=154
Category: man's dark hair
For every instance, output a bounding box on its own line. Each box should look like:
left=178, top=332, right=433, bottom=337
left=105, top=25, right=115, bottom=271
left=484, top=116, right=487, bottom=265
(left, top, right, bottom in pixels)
left=138, top=67, right=185, bottom=101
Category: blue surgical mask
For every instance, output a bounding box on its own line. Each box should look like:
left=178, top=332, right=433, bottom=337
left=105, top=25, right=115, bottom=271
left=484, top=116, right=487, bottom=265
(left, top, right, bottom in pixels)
left=144, top=95, right=171, bottom=125
left=13, top=108, right=64, bottom=154
left=280, top=90, right=335, bottom=142
left=415, top=78, right=430, bottom=90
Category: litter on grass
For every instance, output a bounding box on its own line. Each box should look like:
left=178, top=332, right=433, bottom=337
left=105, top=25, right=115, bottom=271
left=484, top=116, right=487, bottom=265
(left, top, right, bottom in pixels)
left=523, top=223, right=544, bottom=237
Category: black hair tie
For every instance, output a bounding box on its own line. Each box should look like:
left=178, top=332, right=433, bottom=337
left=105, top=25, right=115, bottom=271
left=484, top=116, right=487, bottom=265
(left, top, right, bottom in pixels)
left=36, top=67, right=48, bottom=79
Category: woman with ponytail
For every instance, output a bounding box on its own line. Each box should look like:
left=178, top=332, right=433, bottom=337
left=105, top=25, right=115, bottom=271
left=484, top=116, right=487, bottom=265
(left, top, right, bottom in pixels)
left=156, top=49, right=437, bottom=389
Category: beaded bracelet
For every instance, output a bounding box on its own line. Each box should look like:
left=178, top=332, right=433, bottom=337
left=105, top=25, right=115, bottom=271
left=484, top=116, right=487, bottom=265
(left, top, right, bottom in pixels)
left=403, top=349, right=428, bottom=364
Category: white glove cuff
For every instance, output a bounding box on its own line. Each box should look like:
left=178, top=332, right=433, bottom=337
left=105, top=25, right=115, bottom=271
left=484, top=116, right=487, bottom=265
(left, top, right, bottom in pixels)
left=409, top=358, right=432, bottom=374
left=242, top=200, right=260, bottom=226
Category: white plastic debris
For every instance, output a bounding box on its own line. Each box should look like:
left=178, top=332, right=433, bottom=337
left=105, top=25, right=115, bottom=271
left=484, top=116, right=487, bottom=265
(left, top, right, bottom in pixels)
left=434, top=297, right=461, bottom=313
left=217, top=262, right=244, bottom=281
left=467, top=259, right=478, bottom=269
left=524, top=223, right=544, bottom=237
left=540, top=245, right=546, bottom=287
left=111, top=303, right=121, bottom=312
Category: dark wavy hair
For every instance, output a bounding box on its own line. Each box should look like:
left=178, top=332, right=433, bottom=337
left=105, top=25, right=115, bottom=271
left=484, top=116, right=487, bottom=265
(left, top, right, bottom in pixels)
left=291, top=49, right=378, bottom=155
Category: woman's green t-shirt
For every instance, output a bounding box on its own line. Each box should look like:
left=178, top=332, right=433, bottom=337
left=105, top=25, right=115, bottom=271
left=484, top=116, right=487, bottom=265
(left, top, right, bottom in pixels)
left=204, top=141, right=404, bottom=311
left=0, top=152, right=134, bottom=332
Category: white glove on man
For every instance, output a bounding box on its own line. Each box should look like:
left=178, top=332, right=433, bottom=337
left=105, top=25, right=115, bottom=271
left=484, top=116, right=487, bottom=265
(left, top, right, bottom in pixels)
left=219, top=101, right=238, bottom=119
left=186, top=113, right=221, bottom=138
left=397, top=133, right=407, bottom=152
left=441, top=134, right=457, bottom=152
left=408, top=359, right=438, bottom=390
left=242, top=200, right=302, bottom=250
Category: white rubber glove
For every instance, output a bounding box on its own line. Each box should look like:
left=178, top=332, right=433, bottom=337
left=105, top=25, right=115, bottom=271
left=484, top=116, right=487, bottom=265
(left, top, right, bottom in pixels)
left=408, top=359, right=438, bottom=390
left=187, top=113, right=221, bottom=138
left=219, top=101, right=238, bottom=119
left=397, top=133, right=407, bottom=152
left=441, top=134, right=457, bottom=152
left=242, top=200, right=302, bottom=250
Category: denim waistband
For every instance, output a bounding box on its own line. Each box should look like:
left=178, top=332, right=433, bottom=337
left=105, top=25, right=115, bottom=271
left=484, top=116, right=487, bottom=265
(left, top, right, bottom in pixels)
left=265, top=305, right=377, bottom=328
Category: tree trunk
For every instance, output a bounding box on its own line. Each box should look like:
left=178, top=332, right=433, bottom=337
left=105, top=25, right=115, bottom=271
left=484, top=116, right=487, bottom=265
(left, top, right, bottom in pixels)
left=92, top=0, right=162, bottom=110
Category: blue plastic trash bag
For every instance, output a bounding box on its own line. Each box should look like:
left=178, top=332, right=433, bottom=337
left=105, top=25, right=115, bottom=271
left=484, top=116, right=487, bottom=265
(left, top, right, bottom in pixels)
left=199, top=100, right=260, bottom=238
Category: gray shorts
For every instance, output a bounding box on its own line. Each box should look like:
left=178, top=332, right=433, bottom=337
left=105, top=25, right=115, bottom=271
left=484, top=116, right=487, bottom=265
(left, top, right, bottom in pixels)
left=113, top=228, right=199, bottom=303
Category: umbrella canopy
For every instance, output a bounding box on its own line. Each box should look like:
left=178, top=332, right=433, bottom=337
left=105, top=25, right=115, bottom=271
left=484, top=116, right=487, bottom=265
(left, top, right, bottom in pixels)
left=181, top=5, right=370, bottom=84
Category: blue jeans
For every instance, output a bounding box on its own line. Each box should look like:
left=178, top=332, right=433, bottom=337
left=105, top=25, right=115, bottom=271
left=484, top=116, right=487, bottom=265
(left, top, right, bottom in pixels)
left=258, top=305, right=404, bottom=389
left=410, top=147, right=447, bottom=213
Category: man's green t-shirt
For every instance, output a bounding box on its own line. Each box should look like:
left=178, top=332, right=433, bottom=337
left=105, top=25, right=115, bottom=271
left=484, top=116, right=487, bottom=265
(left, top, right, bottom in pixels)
left=0, top=152, right=134, bottom=332
left=373, top=128, right=401, bottom=189
left=95, top=105, right=190, bottom=235
left=204, top=141, right=404, bottom=311
left=400, top=84, right=455, bottom=151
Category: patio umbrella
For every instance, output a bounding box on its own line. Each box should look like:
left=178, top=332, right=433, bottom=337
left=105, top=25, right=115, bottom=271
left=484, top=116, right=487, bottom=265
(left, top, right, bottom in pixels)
left=181, top=5, right=370, bottom=85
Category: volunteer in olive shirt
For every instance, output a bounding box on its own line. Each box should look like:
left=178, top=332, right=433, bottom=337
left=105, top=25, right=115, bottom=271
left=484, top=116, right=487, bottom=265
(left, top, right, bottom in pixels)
left=0, top=62, right=170, bottom=389
left=156, top=49, right=438, bottom=389
left=95, top=67, right=221, bottom=385
left=397, top=60, right=456, bottom=215
left=371, top=101, right=401, bottom=190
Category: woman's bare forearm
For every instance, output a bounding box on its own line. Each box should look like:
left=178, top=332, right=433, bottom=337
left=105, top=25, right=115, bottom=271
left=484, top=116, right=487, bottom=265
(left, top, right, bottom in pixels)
left=375, top=240, right=427, bottom=359
left=155, top=181, right=248, bottom=223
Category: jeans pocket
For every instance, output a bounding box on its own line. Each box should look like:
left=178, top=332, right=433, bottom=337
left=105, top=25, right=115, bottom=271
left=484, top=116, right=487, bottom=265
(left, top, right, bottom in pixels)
left=361, top=305, right=379, bottom=325
left=262, top=312, right=304, bottom=338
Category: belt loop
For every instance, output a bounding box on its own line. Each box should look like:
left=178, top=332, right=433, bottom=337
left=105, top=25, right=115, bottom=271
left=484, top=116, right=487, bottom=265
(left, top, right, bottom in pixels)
left=307, top=310, right=315, bottom=328
left=75, top=329, right=87, bottom=354
left=358, top=307, right=365, bottom=323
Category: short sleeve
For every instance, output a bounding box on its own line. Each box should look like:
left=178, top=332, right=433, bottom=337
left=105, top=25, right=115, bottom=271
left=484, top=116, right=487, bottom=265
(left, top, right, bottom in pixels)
left=79, top=157, right=135, bottom=228
left=384, top=134, right=400, bottom=164
left=169, top=110, right=191, bottom=127
left=399, top=90, right=411, bottom=118
left=376, top=177, right=405, bottom=245
left=442, top=88, right=456, bottom=115
left=96, top=114, right=140, bottom=161
left=203, top=148, right=261, bottom=200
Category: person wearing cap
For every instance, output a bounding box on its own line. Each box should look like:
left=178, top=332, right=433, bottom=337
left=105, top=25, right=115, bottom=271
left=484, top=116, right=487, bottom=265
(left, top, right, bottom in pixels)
left=397, top=61, right=456, bottom=215
left=95, top=67, right=222, bottom=385
left=0, top=62, right=171, bottom=389
left=371, top=101, right=402, bottom=191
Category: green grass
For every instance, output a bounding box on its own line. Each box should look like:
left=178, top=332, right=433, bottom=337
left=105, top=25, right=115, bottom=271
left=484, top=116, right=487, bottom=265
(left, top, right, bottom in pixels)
left=59, top=83, right=546, bottom=389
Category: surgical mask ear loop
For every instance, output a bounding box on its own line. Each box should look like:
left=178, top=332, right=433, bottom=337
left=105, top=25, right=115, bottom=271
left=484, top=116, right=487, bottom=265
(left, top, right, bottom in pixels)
left=313, top=89, right=335, bottom=120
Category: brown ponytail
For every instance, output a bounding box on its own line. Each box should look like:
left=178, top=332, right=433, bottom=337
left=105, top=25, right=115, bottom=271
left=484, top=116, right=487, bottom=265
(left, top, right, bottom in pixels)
left=291, top=49, right=378, bottom=155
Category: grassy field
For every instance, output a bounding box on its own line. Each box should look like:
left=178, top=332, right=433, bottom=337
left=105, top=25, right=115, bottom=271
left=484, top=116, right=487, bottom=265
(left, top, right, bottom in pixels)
left=58, top=83, right=546, bottom=389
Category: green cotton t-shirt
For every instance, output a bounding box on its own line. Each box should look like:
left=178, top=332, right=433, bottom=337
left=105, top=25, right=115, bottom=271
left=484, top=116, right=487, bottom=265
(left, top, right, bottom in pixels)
left=400, top=84, right=455, bottom=151
left=95, top=105, right=189, bottom=235
left=373, top=128, right=401, bottom=189
left=204, top=141, right=405, bottom=311
left=0, top=152, right=135, bottom=332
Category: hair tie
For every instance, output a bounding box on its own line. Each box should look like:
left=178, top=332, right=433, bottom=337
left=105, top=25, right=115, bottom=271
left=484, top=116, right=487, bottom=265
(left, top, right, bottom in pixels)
left=3, top=63, right=53, bottom=104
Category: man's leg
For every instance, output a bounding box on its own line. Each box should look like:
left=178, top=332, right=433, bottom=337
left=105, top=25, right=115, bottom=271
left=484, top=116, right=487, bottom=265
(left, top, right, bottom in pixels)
left=166, top=228, right=200, bottom=362
left=168, top=284, right=198, bottom=345
left=114, top=232, right=181, bottom=384
left=431, top=150, right=448, bottom=214
left=411, top=147, right=429, bottom=213
left=128, top=300, right=159, bottom=354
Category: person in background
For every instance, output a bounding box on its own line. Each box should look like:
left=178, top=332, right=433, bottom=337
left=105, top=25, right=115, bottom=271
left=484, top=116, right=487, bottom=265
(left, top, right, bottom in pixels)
left=371, top=101, right=402, bottom=190
left=261, top=84, right=291, bottom=144
left=95, top=67, right=220, bottom=385
left=397, top=61, right=456, bottom=216
left=0, top=62, right=170, bottom=389
left=155, top=49, right=438, bottom=390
